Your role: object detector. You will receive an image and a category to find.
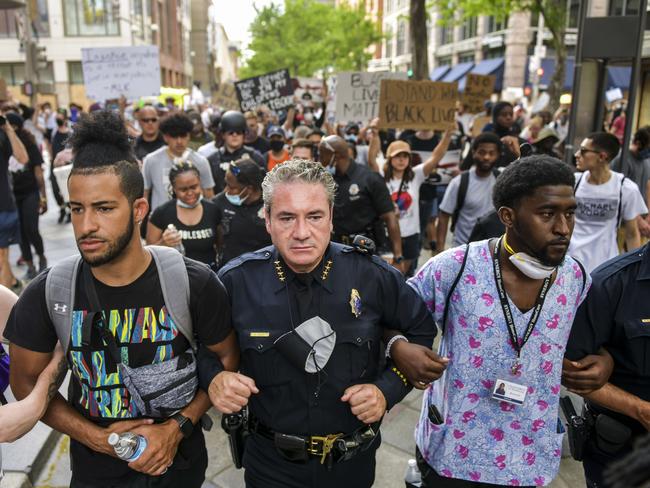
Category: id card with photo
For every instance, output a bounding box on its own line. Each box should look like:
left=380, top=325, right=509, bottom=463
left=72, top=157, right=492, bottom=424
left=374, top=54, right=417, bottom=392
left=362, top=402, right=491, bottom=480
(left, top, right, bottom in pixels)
left=492, top=378, right=528, bottom=406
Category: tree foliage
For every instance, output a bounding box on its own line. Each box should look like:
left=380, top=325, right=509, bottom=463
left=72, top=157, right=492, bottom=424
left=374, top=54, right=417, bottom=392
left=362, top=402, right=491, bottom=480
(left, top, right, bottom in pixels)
left=240, top=0, right=384, bottom=79
left=431, top=0, right=568, bottom=111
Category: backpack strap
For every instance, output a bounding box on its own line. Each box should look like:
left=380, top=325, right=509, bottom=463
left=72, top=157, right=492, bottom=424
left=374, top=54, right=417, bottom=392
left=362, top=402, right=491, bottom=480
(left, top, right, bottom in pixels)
left=147, top=246, right=195, bottom=352
left=45, top=254, right=82, bottom=355
left=574, top=173, right=584, bottom=192
left=617, top=175, right=626, bottom=228
left=440, top=244, right=470, bottom=334
left=451, top=171, right=470, bottom=232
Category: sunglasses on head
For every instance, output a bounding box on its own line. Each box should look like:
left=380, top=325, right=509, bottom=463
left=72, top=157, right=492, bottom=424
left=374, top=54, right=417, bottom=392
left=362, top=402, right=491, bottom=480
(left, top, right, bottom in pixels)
left=141, top=118, right=158, bottom=123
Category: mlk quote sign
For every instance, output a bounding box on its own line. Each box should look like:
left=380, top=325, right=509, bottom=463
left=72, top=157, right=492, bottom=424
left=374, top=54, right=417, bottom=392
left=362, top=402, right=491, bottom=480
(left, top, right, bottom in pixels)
left=378, top=79, right=458, bottom=131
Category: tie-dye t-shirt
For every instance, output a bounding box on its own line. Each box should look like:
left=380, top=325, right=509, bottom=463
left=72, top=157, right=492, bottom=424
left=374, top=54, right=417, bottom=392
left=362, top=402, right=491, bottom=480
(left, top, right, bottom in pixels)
left=407, top=240, right=590, bottom=486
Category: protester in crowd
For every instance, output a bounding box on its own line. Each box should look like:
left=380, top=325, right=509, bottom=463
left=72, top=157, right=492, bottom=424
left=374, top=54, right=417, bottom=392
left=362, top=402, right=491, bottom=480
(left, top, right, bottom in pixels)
left=436, top=132, right=503, bottom=251
left=531, top=127, right=561, bottom=159
left=212, top=159, right=270, bottom=267
left=244, top=111, right=270, bottom=154
left=382, top=131, right=452, bottom=275
left=7, top=112, right=48, bottom=280
left=202, top=158, right=437, bottom=487
left=143, top=112, right=215, bottom=212
left=610, top=126, right=650, bottom=203
left=147, top=162, right=221, bottom=266
left=319, top=135, right=405, bottom=271
left=456, top=101, right=473, bottom=137
left=197, top=114, right=222, bottom=159
left=264, top=126, right=290, bottom=171
left=134, top=105, right=165, bottom=162
left=187, top=112, right=213, bottom=152
left=609, top=108, right=626, bottom=145
left=0, top=110, right=28, bottom=292
left=290, top=138, right=314, bottom=160
left=4, top=110, right=237, bottom=487
left=207, top=111, right=265, bottom=193
left=520, top=115, right=543, bottom=144
left=403, top=156, right=612, bottom=487
left=307, top=127, right=325, bottom=145
left=51, top=110, right=72, bottom=224
left=570, top=132, right=647, bottom=273
left=19, top=103, right=45, bottom=150
left=38, top=102, right=56, bottom=147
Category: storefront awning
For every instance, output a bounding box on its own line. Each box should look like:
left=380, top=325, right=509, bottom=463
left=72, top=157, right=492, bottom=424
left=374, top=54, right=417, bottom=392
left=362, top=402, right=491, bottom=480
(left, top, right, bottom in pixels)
left=430, top=65, right=451, bottom=81
left=441, top=62, right=474, bottom=83
left=458, top=57, right=504, bottom=91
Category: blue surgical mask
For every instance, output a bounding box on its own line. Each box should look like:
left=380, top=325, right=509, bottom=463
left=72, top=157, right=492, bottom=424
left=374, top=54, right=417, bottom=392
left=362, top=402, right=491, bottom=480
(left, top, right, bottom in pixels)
left=225, top=190, right=248, bottom=206
left=326, top=165, right=336, bottom=175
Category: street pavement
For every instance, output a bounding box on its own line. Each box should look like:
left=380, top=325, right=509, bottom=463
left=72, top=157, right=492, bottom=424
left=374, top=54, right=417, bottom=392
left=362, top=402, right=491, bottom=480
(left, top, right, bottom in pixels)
left=1, top=202, right=586, bottom=488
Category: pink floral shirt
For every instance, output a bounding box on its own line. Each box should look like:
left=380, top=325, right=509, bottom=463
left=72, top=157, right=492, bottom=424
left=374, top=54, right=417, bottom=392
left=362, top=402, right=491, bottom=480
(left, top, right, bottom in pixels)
left=408, top=241, right=590, bottom=486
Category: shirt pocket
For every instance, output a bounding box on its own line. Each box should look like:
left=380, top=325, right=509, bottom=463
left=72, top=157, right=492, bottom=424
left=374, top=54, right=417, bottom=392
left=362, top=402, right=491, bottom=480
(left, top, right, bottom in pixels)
left=330, top=322, right=379, bottom=382
left=623, top=319, right=650, bottom=375
left=238, top=329, right=292, bottom=387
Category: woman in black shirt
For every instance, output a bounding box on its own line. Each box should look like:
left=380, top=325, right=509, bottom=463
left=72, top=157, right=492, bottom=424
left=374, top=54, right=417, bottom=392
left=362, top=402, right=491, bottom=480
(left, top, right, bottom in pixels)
left=146, top=162, right=220, bottom=265
left=213, top=158, right=271, bottom=267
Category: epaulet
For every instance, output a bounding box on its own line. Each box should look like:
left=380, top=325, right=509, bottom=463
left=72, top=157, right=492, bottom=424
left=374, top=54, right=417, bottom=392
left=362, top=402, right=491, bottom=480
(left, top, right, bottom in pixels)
left=218, top=246, right=275, bottom=277
left=336, top=242, right=396, bottom=273
left=591, top=246, right=646, bottom=282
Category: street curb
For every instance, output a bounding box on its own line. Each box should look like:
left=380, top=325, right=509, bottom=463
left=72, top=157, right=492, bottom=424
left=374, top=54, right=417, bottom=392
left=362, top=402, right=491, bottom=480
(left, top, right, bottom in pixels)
left=2, top=430, right=61, bottom=488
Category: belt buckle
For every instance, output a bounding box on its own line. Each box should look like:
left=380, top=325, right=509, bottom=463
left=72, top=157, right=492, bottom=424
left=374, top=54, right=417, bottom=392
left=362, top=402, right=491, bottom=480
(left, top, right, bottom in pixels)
left=308, top=434, right=342, bottom=465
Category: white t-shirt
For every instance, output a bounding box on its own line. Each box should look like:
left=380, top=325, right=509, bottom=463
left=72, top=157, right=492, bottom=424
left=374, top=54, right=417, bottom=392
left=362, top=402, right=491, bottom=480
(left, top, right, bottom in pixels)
left=439, top=168, right=497, bottom=245
left=385, top=165, right=427, bottom=237
left=570, top=170, right=648, bottom=273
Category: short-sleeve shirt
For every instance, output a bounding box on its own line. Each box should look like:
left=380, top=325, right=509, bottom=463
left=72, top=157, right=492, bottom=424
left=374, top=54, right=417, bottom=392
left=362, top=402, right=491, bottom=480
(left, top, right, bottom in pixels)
left=143, top=147, right=215, bottom=211
left=134, top=133, right=165, bottom=161
left=11, top=137, right=43, bottom=197
left=0, top=132, right=15, bottom=211
left=569, top=171, right=648, bottom=273
left=332, top=162, right=394, bottom=237
left=408, top=240, right=590, bottom=486
left=149, top=199, right=220, bottom=265
left=439, top=169, right=497, bottom=246
left=3, top=257, right=231, bottom=483
left=385, top=165, right=427, bottom=237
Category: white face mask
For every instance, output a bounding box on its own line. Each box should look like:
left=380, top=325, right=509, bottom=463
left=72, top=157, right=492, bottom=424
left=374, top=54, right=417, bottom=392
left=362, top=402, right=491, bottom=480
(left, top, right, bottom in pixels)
left=503, top=236, right=557, bottom=279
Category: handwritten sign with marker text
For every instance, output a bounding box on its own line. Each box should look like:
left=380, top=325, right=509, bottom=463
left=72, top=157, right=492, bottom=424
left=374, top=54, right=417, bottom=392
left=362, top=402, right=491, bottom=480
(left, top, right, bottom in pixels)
left=378, top=79, right=458, bottom=131
left=335, top=71, right=407, bottom=123
left=463, top=73, right=495, bottom=114
left=235, top=69, right=294, bottom=112
left=81, top=46, right=161, bottom=101
left=213, top=82, right=240, bottom=111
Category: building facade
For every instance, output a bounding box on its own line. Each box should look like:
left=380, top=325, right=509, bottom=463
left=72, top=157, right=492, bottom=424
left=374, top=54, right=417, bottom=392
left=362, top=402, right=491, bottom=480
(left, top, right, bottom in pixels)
left=0, top=0, right=192, bottom=109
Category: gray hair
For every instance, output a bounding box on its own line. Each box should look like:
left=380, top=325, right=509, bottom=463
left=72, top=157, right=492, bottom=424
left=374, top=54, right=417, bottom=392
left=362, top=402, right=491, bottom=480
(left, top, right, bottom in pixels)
left=262, top=158, right=336, bottom=212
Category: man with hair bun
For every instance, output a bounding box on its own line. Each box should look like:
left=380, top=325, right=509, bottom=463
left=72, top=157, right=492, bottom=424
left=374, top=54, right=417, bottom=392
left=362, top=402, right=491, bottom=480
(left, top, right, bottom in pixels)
left=199, top=158, right=436, bottom=487
left=4, top=110, right=237, bottom=488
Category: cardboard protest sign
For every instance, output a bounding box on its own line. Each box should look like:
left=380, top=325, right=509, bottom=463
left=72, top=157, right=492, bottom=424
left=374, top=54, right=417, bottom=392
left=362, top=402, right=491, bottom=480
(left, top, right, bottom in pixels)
left=378, top=79, right=458, bottom=131
left=81, top=46, right=161, bottom=101
left=293, top=77, right=324, bottom=105
left=235, top=69, right=294, bottom=112
left=463, top=73, right=495, bottom=114
left=213, top=82, right=240, bottom=111
left=335, top=71, right=407, bottom=123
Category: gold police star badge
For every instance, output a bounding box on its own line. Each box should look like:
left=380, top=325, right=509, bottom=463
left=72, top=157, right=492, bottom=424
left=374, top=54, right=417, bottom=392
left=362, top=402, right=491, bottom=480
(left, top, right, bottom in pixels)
left=349, top=288, right=362, bottom=318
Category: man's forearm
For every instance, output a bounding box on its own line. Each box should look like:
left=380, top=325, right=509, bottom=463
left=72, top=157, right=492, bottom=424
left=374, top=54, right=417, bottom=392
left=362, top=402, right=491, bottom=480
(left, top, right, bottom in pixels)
left=180, top=389, right=212, bottom=426
left=41, top=394, right=107, bottom=452
left=383, top=215, right=403, bottom=257
left=625, top=227, right=641, bottom=251
left=436, top=214, right=449, bottom=252
left=584, top=383, right=646, bottom=423
left=7, top=129, right=28, bottom=164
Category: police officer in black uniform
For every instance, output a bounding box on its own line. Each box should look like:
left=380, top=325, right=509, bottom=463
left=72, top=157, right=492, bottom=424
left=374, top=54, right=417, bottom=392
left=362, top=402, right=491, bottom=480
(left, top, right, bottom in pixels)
left=207, top=111, right=265, bottom=193
left=565, top=244, right=650, bottom=487
left=318, top=135, right=405, bottom=269
left=213, top=158, right=271, bottom=268
left=199, top=159, right=436, bottom=488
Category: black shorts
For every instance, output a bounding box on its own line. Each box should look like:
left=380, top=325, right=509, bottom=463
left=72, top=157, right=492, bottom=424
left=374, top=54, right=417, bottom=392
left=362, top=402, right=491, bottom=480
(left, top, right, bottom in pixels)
left=402, top=233, right=420, bottom=261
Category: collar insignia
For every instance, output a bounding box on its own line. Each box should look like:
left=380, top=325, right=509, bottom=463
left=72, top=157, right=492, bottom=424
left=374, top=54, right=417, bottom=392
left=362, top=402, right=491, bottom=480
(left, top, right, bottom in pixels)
left=321, top=259, right=333, bottom=281
left=274, top=260, right=286, bottom=282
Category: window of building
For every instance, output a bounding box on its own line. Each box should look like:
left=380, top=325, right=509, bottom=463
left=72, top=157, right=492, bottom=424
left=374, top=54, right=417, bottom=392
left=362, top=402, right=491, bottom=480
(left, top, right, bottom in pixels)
left=458, top=52, right=475, bottom=63
left=567, top=0, right=580, bottom=28
left=0, top=63, right=25, bottom=85
left=131, top=0, right=145, bottom=39
left=0, top=1, right=50, bottom=39
left=461, top=17, right=478, bottom=40
left=63, top=0, right=120, bottom=36
left=384, top=25, right=393, bottom=59
left=439, top=24, right=453, bottom=45
left=483, top=46, right=505, bottom=59
left=609, top=0, right=640, bottom=15
left=396, top=19, right=407, bottom=56
left=68, top=61, right=84, bottom=84
left=437, top=56, right=452, bottom=66
left=486, top=15, right=507, bottom=33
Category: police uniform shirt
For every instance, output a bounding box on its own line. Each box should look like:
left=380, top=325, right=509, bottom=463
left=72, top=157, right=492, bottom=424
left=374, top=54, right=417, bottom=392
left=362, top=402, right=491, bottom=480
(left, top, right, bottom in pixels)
left=566, top=243, right=650, bottom=433
left=212, top=192, right=271, bottom=267
left=332, top=162, right=394, bottom=238
left=207, top=145, right=265, bottom=193
left=216, top=243, right=437, bottom=436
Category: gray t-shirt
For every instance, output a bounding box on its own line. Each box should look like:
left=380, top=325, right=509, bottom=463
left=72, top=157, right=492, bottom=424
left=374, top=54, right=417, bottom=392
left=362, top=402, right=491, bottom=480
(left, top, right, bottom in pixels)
left=143, top=146, right=215, bottom=211
left=439, top=168, right=497, bottom=245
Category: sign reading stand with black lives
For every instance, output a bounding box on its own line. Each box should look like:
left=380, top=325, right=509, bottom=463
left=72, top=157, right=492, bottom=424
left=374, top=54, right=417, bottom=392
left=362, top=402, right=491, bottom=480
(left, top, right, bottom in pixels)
left=378, top=79, right=458, bottom=131
left=235, top=69, right=295, bottom=112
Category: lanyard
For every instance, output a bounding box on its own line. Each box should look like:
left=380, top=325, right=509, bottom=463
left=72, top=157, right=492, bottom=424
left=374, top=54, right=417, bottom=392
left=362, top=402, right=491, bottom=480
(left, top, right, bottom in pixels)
left=492, top=237, right=551, bottom=370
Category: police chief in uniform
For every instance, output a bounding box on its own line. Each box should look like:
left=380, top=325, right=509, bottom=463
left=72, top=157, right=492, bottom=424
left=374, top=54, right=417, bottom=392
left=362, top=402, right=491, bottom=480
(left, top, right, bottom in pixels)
left=565, top=243, right=650, bottom=487
left=207, top=111, right=265, bottom=193
left=200, top=159, right=437, bottom=487
left=318, top=135, right=405, bottom=268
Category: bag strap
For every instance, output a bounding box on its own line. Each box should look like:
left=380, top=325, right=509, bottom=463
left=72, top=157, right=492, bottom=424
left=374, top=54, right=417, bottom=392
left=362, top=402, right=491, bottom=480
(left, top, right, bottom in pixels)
left=574, top=173, right=584, bottom=192
left=45, top=254, right=82, bottom=355
left=440, top=244, right=470, bottom=334
left=617, top=175, right=626, bottom=228
left=147, top=246, right=196, bottom=351
left=451, top=171, right=470, bottom=232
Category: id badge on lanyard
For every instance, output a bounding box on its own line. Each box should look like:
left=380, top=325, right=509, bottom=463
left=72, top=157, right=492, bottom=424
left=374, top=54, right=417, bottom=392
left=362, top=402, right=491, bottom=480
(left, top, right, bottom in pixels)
left=490, top=237, right=551, bottom=406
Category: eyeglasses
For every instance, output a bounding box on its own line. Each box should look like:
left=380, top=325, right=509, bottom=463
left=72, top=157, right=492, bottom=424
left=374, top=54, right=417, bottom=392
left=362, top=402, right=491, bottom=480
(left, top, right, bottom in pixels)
left=225, top=130, right=244, bottom=136
left=577, top=147, right=601, bottom=156
left=141, top=118, right=158, bottom=123
left=229, top=162, right=241, bottom=176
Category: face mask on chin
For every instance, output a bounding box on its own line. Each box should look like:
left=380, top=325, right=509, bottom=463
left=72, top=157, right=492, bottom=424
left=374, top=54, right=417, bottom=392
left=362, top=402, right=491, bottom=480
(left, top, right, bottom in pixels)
left=177, top=194, right=202, bottom=209
left=503, top=235, right=557, bottom=280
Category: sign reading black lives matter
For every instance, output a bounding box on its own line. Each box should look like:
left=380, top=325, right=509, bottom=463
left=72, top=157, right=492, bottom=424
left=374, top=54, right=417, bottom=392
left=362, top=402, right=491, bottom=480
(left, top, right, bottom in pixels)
left=378, top=79, right=458, bottom=131
left=335, top=71, right=407, bottom=123
left=235, top=69, right=294, bottom=112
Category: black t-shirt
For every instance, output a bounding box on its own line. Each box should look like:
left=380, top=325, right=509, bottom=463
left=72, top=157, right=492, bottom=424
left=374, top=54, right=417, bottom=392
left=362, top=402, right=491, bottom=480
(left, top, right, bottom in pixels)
left=51, top=130, right=70, bottom=161
left=4, top=257, right=231, bottom=483
left=134, top=134, right=165, bottom=162
left=247, top=136, right=270, bottom=155
left=207, top=146, right=265, bottom=194
left=213, top=193, right=271, bottom=266
left=149, top=199, right=220, bottom=265
left=0, top=132, right=15, bottom=211
left=332, top=162, right=394, bottom=237
left=12, top=136, right=43, bottom=197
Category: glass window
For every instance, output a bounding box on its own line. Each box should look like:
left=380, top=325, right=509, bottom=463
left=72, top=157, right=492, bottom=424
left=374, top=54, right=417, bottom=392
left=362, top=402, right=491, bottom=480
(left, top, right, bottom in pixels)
left=396, top=19, right=407, bottom=56
left=63, top=0, right=120, bottom=37
left=458, top=52, right=475, bottom=63
left=38, top=63, right=54, bottom=84
left=609, top=0, right=640, bottom=15
left=384, top=25, right=393, bottom=59
left=483, top=46, right=505, bottom=59
left=68, top=61, right=84, bottom=84
left=461, top=17, right=478, bottom=40
left=131, top=0, right=145, bottom=39
left=439, top=24, right=453, bottom=45
left=0, top=63, right=25, bottom=85
left=0, top=2, right=50, bottom=39
left=437, top=56, right=452, bottom=66
left=486, top=15, right=507, bottom=33
left=567, top=0, right=580, bottom=28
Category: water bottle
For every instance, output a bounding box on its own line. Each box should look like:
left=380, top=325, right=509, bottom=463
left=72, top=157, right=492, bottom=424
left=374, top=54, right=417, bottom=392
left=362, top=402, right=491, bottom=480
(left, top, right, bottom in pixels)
left=404, top=458, right=422, bottom=487
left=166, top=224, right=185, bottom=255
left=107, top=432, right=148, bottom=462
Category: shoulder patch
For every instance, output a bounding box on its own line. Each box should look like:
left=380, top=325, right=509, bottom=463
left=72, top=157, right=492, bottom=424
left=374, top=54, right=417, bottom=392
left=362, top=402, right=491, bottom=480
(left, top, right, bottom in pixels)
left=218, top=246, right=275, bottom=277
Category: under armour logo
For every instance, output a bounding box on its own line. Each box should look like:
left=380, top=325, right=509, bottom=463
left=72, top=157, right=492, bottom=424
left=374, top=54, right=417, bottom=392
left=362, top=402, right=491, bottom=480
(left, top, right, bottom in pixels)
left=53, top=303, right=68, bottom=314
